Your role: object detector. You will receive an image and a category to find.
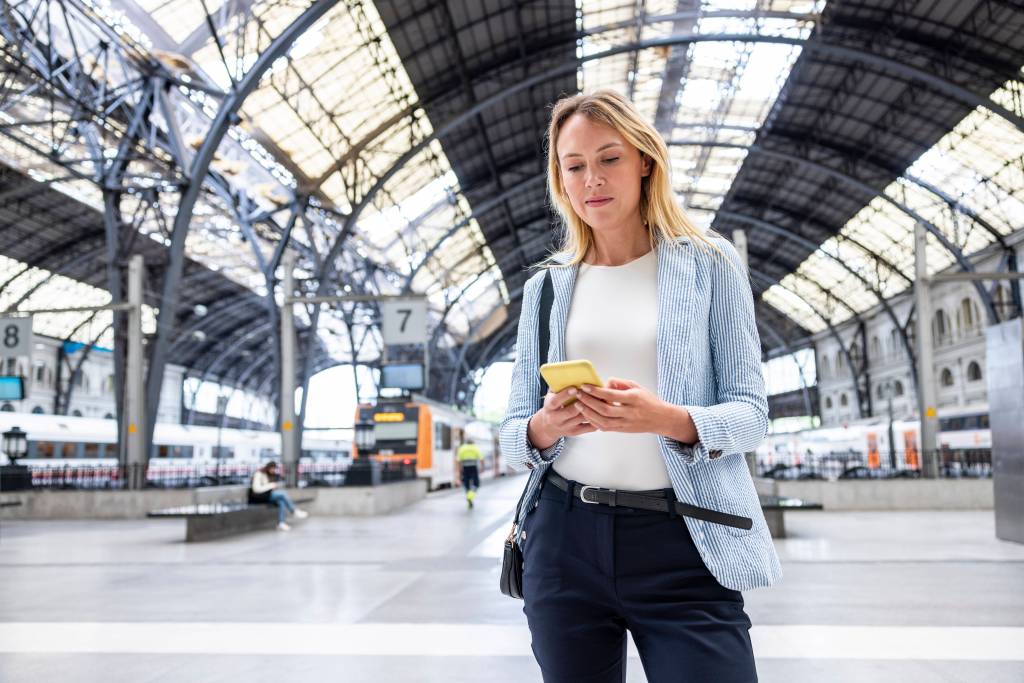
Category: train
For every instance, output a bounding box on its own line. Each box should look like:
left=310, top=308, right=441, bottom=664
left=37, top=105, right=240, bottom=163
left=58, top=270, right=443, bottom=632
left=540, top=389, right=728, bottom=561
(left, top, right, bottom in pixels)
left=354, top=394, right=502, bottom=490
left=0, top=411, right=352, bottom=487
left=757, top=405, right=991, bottom=478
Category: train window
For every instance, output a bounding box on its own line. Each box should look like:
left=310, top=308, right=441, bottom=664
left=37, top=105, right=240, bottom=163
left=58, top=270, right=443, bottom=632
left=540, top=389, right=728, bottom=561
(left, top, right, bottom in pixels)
left=83, top=443, right=105, bottom=459
left=259, top=448, right=277, bottom=461
left=28, top=441, right=56, bottom=458
left=375, top=422, right=418, bottom=442
left=155, top=445, right=193, bottom=458
left=211, top=446, right=235, bottom=459
left=979, top=414, right=989, bottom=428
left=435, top=423, right=451, bottom=450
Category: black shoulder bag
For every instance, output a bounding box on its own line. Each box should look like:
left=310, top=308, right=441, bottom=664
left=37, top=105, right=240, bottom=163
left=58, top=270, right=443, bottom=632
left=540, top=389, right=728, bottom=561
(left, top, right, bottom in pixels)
left=500, top=271, right=553, bottom=600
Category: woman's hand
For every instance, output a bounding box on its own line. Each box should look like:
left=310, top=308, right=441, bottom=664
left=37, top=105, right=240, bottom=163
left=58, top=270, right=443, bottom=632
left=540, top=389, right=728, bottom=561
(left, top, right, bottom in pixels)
left=527, top=386, right=598, bottom=450
left=574, top=377, right=699, bottom=444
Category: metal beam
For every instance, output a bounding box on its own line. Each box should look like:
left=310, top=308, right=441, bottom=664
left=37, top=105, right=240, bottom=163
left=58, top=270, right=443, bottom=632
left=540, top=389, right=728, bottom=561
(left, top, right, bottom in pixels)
left=143, top=0, right=342, bottom=451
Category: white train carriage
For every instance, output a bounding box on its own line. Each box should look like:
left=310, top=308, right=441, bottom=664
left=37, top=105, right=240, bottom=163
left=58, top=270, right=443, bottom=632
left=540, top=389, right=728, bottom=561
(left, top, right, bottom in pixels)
left=0, top=412, right=351, bottom=485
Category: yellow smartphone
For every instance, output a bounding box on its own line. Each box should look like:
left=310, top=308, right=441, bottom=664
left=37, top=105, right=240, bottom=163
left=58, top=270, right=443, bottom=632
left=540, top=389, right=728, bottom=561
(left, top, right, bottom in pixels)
left=539, top=360, right=604, bottom=406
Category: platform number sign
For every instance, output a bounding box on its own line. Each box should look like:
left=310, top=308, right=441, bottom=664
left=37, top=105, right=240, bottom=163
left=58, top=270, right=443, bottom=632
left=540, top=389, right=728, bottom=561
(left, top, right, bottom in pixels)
left=0, top=316, right=31, bottom=359
left=380, top=300, right=426, bottom=345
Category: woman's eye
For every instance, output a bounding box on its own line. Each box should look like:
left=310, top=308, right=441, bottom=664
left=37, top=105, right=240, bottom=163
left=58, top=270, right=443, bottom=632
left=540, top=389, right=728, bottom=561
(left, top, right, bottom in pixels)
left=602, top=157, right=619, bottom=164
left=567, top=166, right=582, bottom=173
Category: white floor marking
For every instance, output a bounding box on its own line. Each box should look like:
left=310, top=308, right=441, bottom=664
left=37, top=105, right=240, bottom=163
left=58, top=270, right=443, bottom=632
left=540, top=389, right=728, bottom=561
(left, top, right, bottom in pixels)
left=1, top=623, right=1022, bottom=660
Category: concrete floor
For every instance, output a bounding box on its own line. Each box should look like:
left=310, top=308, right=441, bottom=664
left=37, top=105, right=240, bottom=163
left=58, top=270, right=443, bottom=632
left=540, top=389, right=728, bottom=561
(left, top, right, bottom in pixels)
left=1, top=474, right=1022, bottom=682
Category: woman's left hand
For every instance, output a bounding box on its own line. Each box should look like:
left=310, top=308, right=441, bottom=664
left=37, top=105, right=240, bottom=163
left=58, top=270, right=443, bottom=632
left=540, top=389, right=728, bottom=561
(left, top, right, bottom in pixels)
left=573, top=377, right=697, bottom=442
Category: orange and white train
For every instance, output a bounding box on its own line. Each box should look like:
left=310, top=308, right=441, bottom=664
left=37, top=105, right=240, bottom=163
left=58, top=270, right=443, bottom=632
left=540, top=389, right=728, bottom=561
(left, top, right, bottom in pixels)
left=354, top=394, right=502, bottom=490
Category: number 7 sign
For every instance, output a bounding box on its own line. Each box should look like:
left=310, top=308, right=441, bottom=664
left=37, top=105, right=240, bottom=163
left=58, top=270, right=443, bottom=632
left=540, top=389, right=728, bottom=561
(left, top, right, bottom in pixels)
left=380, top=300, right=426, bottom=345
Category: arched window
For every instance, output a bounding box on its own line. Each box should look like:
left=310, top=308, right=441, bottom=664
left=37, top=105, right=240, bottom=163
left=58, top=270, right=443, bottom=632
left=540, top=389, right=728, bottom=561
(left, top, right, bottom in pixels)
left=890, top=328, right=901, bottom=357
left=893, top=380, right=904, bottom=397
left=839, top=393, right=848, bottom=407
left=876, top=384, right=884, bottom=399
left=836, top=351, right=845, bottom=371
left=819, top=355, right=830, bottom=379
left=940, top=368, right=954, bottom=387
left=967, top=361, right=982, bottom=382
left=824, top=397, right=833, bottom=409
left=870, top=336, right=881, bottom=359
left=960, top=298, right=979, bottom=334
left=933, top=310, right=950, bottom=345
left=31, top=406, right=44, bottom=414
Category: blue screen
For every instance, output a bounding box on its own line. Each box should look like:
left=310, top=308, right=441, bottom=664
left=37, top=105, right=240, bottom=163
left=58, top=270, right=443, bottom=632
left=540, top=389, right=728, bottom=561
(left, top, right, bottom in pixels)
left=0, top=376, right=23, bottom=401
left=380, top=364, right=423, bottom=390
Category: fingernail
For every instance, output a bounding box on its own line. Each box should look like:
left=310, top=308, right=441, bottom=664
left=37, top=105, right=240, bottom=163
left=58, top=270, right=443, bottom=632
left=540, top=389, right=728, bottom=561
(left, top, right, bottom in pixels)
left=581, top=385, right=591, bottom=392
left=568, top=388, right=577, bottom=396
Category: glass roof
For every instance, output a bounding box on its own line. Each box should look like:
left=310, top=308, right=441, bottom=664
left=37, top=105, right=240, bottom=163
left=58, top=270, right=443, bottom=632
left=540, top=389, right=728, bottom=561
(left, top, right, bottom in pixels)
left=0, top=256, right=157, bottom=348
left=2, top=0, right=1021, bottom=367
left=765, top=72, right=1024, bottom=333
left=579, top=0, right=823, bottom=229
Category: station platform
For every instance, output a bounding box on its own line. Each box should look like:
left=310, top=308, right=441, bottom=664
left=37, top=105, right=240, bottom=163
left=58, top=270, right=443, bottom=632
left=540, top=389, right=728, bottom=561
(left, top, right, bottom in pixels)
left=1, top=474, right=1022, bottom=682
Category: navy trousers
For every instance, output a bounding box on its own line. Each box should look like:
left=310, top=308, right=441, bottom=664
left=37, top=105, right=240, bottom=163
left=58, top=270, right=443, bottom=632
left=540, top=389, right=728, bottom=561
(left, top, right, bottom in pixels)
left=521, top=478, right=758, bottom=683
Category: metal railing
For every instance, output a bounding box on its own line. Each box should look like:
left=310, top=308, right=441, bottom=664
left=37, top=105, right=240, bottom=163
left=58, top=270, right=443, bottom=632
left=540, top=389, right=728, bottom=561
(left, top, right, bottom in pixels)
left=20, top=459, right=417, bottom=490
left=756, top=449, right=991, bottom=481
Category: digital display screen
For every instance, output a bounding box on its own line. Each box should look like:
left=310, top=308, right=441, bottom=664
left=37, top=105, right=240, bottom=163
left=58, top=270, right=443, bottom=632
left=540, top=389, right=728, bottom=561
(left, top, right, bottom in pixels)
left=0, top=376, right=24, bottom=401
left=380, top=363, right=424, bottom=391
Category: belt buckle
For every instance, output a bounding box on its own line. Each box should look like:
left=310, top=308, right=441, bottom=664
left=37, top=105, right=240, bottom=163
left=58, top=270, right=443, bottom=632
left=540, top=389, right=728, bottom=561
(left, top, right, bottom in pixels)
left=579, top=485, right=609, bottom=505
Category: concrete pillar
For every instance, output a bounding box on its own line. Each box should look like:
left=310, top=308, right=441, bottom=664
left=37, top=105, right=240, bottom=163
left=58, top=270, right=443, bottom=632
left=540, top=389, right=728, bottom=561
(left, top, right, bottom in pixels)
left=125, top=254, right=146, bottom=489
left=914, top=222, right=939, bottom=478
left=280, top=251, right=298, bottom=486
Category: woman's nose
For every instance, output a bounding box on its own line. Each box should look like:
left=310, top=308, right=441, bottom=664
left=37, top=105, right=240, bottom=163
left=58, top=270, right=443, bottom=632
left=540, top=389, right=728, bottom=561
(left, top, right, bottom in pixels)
left=585, top=170, right=604, bottom=187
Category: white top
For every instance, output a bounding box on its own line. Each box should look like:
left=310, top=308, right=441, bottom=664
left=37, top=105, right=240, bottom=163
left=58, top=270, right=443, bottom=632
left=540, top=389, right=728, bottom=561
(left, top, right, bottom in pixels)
left=552, top=248, right=672, bottom=490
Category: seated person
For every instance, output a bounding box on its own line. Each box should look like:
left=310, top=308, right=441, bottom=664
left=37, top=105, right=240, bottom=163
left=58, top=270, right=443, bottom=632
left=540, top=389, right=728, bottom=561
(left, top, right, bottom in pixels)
left=249, top=461, right=308, bottom=531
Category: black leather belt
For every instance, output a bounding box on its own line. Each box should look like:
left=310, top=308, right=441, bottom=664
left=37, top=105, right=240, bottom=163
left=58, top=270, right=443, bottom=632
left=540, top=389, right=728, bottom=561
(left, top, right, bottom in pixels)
left=546, top=470, right=753, bottom=531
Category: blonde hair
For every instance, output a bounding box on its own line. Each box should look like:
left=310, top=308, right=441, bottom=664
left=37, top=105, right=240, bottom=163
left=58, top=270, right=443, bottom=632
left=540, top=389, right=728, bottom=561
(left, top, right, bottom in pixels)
left=541, top=89, right=722, bottom=267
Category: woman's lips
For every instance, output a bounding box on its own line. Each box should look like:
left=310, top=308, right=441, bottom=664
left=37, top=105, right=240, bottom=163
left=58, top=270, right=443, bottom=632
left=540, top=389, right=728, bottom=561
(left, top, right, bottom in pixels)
left=585, top=197, right=612, bottom=207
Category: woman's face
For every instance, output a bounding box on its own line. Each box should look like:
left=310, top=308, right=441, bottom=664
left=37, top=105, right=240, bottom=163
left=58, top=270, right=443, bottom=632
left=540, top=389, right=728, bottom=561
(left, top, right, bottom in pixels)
left=556, top=113, right=651, bottom=234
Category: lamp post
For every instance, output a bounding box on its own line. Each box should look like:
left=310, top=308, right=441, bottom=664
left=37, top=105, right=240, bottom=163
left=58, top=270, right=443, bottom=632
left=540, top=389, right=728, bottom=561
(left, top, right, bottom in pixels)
left=347, top=419, right=380, bottom=486
left=1, top=425, right=31, bottom=490
left=885, top=381, right=897, bottom=471
left=215, top=395, right=228, bottom=484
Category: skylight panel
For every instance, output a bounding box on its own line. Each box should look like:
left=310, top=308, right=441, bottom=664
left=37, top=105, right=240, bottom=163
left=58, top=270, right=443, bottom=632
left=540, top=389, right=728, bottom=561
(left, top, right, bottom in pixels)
left=782, top=72, right=1024, bottom=329
left=0, top=256, right=157, bottom=347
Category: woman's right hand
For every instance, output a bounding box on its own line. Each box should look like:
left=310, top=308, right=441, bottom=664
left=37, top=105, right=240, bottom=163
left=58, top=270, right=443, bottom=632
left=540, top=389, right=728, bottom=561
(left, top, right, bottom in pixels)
left=527, top=387, right=598, bottom=450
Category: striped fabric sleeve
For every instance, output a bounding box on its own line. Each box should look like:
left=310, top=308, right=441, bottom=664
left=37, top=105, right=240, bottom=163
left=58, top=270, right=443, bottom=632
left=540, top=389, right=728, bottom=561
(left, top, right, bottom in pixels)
left=499, top=270, right=566, bottom=471
left=667, top=238, right=770, bottom=465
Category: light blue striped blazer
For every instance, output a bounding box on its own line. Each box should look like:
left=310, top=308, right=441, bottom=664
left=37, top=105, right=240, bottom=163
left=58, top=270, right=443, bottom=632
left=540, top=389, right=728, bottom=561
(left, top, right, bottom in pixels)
left=499, top=234, right=782, bottom=592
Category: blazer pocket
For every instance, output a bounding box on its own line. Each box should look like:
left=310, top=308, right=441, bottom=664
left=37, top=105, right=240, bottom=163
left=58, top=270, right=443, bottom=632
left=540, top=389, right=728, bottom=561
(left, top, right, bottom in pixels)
left=711, top=467, right=764, bottom=537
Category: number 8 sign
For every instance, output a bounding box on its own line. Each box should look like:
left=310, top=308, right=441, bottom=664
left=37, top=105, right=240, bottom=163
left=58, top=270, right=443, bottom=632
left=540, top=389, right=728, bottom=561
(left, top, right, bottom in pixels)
left=0, top=316, right=32, bottom=359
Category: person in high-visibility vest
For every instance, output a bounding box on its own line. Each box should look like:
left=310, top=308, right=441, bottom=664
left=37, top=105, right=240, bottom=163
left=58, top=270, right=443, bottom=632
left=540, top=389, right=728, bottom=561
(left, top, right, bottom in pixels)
left=456, top=439, right=484, bottom=508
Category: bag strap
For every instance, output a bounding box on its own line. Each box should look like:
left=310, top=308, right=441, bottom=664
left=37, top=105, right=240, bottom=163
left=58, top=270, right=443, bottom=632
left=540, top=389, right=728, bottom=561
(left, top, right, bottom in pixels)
left=511, top=270, right=553, bottom=528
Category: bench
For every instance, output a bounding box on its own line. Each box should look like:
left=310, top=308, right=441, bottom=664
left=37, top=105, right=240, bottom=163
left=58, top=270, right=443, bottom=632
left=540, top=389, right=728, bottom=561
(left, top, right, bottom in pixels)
left=759, top=495, right=823, bottom=538
left=148, top=494, right=315, bottom=542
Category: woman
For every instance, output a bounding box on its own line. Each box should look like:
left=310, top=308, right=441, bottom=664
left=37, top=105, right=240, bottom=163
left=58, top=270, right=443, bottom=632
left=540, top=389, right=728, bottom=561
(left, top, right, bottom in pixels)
left=498, top=90, right=781, bottom=682
left=248, top=461, right=309, bottom=531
